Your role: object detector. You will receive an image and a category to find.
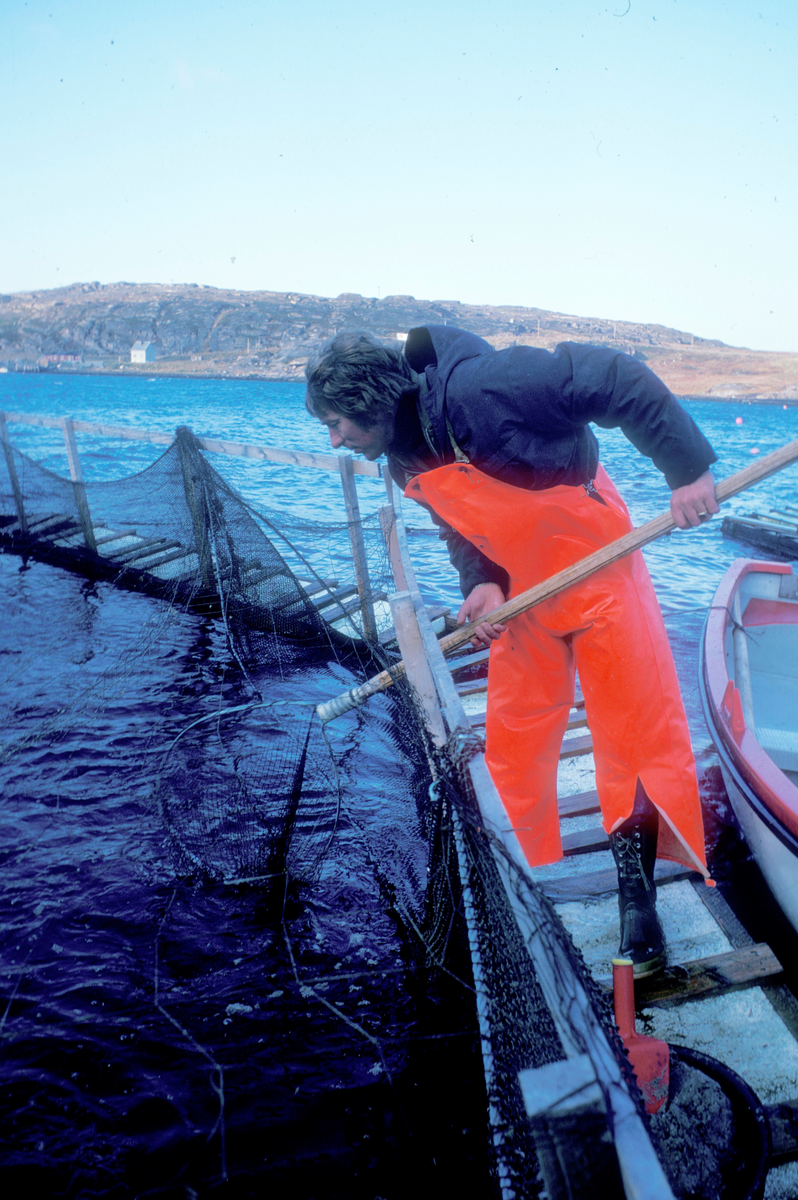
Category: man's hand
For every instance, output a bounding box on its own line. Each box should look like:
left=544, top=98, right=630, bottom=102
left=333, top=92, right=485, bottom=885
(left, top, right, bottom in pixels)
left=457, top=582, right=507, bottom=649
left=670, top=469, right=719, bottom=529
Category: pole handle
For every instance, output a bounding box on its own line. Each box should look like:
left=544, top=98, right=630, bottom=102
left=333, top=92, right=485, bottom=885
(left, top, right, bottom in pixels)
left=612, top=957, right=637, bottom=1041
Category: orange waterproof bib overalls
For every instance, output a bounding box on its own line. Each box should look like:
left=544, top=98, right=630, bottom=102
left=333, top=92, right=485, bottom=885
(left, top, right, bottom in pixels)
left=406, top=462, right=709, bottom=878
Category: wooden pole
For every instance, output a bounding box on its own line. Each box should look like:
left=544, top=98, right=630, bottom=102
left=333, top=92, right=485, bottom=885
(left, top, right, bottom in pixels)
left=61, top=417, right=97, bottom=552
left=379, top=504, right=409, bottom=593
left=0, top=411, right=28, bottom=533
left=317, top=437, right=798, bottom=723
left=388, top=591, right=447, bottom=746
left=175, top=425, right=214, bottom=590
left=338, top=453, right=378, bottom=641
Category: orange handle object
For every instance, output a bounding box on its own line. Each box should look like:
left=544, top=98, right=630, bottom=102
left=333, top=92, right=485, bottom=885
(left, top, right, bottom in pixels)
left=613, top=958, right=670, bottom=1115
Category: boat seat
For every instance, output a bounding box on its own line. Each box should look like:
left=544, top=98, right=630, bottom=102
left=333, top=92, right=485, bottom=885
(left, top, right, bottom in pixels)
left=757, top=726, right=798, bottom=773
left=743, top=598, right=798, bottom=627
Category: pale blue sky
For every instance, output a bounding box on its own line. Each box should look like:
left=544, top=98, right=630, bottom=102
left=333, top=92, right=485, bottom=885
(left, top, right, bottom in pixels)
left=2, top=0, right=796, bottom=351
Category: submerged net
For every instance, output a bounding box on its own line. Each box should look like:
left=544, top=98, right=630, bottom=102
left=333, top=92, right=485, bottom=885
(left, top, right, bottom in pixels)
left=0, top=429, right=639, bottom=1197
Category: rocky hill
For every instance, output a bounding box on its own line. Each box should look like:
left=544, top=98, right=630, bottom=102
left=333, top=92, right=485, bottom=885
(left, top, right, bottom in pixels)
left=1, top=281, right=796, bottom=400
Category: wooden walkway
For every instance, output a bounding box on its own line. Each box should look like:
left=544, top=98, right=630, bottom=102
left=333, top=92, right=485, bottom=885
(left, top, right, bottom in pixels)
left=0, top=412, right=433, bottom=641
left=442, top=606, right=798, bottom=1179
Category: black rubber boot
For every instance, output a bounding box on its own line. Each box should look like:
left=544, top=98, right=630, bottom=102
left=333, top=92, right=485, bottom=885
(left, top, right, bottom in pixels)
left=609, top=787, right=665, bottom=979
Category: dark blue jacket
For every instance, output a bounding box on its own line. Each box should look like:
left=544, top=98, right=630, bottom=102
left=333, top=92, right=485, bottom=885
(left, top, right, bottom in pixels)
left=388, top=325, right=717, bottom=597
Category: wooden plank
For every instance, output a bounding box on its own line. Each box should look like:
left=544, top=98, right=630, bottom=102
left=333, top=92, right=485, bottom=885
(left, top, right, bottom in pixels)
left=339, top=454, right=377, bottom=641
left=378, top=604, right=450, bottom=646
left=296, top=577, right=339, bottom=596
left=689, top=878, right=753, bottom=949
left=765, top=1099, right=798, bottom=1164
left=691, top=877, right=798, bottom=1044
left=468, top=711, right=590, bottom=743
left=197, top=434, right=381, bottom=476
left=25, top=512, right=64, bottom=531
left=115, top=539, right=182, bottom=565
left=29, top=517, right=80, bottom=539
left=3, top=413, right=381, bottom=475
left=0, top=411, right=28, bottom=532
left=312, top=584, right=359, bottom=610
left=4, top=411, right=75, bottom=431
left=379, top=504, right=410, bottom=593
left=448, top=646, right=491, bottom=673
left=321, top=593, right=385, bottom=625
left=389, top=591, right=446, bottom=748
left=540, top=862, right=695, bottom=903
left=595, top=943, right=783, bottom=1008
left=562, top=826, right=609, bottom=856
left=559, top=789, right=601, bottom=818
left=456, top=679, right=488, bottom=697
left=94, top=529, right=137, bottom=547
left=108, top=536, right=170, bottom=561
left=61, top=417, right=97, bottom=553
left=139, top=548, right=194, bottom=572
left=559, top=732, right=594, bottom=759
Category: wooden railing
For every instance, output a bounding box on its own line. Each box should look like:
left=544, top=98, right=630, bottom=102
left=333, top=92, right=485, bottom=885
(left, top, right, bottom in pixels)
left=0, top=411, right=382, bottom=476
left=0, top=411, right=383, bottom=637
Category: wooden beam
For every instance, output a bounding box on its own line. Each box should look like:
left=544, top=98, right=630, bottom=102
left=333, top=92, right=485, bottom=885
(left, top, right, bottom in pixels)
left=563, top=827, right=610, bottom=856
left=196, top=434, right=381, bottom=476
left=595, top=943, right=783, bottom=1008
left=3, top=413, right=382, bottom=475
left=468, top=711, right=590, bottom=742
left=378, top=604, right=451, bottom=647
left=559, top=789, right=601, bottom=818
left=389, top=591, right=446, bottom=747
left=765, top=1100, right=798, bottom=1164
left=448, top=646, right=491, bottom=673
left=175, top=428, right=214, bottom=590
left=690, top=878, right=798, bottom=1044
left=560, top=732, right=594, bottom=759
left=339, top=454, right=377, bottom=641
left=296, top=577, right=340, bottom=596
left=109, top=537, right=174, bottom=562
left=0, top=411, right=28, bottom=532
left=28, top=516, right=80, bottom=539
left=379, top=504, right=410, bottom=593
left=312, top=584, right=359, bottom=610
left=61, top=417, right=97, bottom=552
left=138, top=548, right=195, bottom=572
left=539, top=863, right=695, bottom=903
left=94, top=529, right=137, bottom=547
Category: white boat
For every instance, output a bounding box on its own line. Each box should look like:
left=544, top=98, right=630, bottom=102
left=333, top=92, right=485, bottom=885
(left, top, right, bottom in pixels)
left=700, top=558, right=798, bottom=934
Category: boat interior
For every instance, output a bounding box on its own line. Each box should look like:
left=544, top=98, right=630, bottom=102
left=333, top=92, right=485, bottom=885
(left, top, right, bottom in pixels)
left=727, top=567, right=798, bottom=784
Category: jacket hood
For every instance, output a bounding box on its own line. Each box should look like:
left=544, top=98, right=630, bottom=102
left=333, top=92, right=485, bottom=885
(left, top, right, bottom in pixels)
left=412, top=325, right=494, bottom=459
left=424, top=324, right=494, bottom=379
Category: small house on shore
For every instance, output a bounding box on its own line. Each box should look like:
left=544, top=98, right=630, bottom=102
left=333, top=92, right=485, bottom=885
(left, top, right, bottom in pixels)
left=131, top=341, right=156, bottom=364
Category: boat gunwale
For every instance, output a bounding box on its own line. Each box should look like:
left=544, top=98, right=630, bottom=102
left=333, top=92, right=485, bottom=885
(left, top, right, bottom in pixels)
left=700, top=557, right=798, bottom=847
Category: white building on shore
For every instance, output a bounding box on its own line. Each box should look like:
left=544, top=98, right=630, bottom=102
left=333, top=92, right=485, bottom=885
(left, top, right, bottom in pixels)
left=131, top=341, right=156, bottom=364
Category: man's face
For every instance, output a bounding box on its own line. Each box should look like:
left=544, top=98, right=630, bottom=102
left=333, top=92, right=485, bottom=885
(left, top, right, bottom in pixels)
left=318, top=409, right=393, bottom=461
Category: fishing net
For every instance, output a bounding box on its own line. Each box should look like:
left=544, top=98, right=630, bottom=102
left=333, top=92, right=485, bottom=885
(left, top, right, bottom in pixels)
left=0, top=427, right=642, bottom=1197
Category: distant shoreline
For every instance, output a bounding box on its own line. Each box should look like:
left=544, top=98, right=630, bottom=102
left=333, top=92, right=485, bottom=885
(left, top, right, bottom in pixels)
left=3, top=282, right=797, bottom=402
left=2, top=363, right=797, bottom=406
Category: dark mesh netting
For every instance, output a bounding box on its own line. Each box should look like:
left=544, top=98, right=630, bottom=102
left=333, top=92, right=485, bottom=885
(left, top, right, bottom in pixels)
left=0, top=429, right=646, bottom=1197
left=402, top=715, right=648, bottom=1200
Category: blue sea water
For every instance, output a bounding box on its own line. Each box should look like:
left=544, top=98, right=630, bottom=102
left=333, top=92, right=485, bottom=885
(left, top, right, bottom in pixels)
left=2, top=371, right=798, bottom=1195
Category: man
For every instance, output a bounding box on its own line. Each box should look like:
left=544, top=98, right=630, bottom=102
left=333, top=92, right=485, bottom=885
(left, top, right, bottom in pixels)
left=306, top=326, right=718, bottom=977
